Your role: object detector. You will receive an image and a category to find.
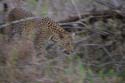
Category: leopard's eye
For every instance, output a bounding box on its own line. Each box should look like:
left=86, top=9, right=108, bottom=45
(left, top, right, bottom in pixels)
left=59, top=34, right=64, bottom=39
left=65, top=42, right=70, bottom=45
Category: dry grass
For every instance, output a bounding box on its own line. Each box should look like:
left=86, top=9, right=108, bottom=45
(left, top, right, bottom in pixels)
left=0, top=32, right=124, bottom=83
left=0, top=0, right=125, bottom=83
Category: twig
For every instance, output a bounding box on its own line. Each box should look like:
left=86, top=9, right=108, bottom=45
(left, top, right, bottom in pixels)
left=0, top=16, right=40, bottom=29
left=70, top=0, right=82, bottom=19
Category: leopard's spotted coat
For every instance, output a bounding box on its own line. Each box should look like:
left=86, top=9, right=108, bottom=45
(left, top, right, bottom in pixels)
left=4, top=8, right=73, bottom=54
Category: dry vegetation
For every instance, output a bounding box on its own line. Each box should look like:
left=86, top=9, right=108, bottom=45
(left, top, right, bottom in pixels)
left=0, top=0, right=125, bottom=83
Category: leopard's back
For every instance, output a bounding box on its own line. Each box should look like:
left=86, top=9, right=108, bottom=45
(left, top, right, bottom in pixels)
left=7, top=8, right=34, bottom=21
left=5, top=8, right=37, bottom=40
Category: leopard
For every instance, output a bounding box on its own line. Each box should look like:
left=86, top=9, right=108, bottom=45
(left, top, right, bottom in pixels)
left=4, top=7, right=74, bottom=55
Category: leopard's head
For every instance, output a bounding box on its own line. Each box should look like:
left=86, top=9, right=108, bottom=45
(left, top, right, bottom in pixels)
left=57, top=32, right=74, bottom=54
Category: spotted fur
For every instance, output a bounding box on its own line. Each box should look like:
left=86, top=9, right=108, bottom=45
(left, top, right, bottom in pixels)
left=5, top=8, right=73, bottom=54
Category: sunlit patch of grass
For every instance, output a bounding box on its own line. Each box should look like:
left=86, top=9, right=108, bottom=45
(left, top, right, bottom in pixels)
left=8, top=47, right=19, bottom=65
left=26, top=0, right=48, bottom=16
left=41, top=4, right=48, bottom=16
left=26, top=0, right=37, bottom=9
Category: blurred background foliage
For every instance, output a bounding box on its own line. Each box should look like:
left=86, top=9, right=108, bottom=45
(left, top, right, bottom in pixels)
left=0, top=0, right=125, bottom=83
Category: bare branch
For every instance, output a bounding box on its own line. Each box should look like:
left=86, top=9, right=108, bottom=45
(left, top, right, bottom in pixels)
left=70, top=0, right=82, bottom=19
left=0, top=16, right=39, bottom=29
